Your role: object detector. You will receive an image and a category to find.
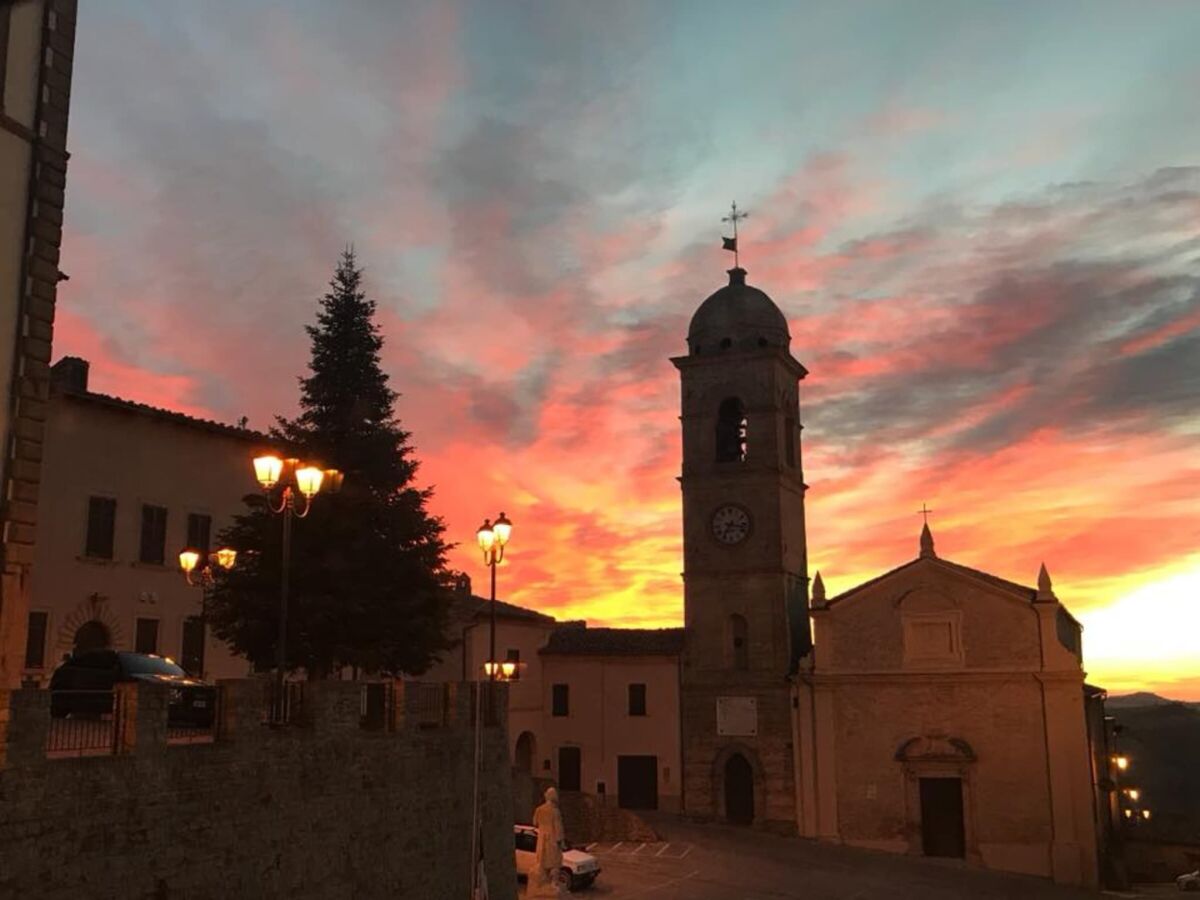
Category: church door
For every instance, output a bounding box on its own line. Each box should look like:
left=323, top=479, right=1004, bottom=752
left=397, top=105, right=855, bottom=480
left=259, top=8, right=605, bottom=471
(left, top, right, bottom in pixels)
left=558, top=746, right=581, bottom=792
left=919, top=777, right=965, bottom=858
left=723, top=753, right=755, bottom=825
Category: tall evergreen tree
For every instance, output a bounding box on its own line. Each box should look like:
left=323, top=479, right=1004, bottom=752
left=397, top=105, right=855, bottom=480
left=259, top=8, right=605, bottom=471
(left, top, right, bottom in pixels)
left=207, top=249, right=452, bottom=676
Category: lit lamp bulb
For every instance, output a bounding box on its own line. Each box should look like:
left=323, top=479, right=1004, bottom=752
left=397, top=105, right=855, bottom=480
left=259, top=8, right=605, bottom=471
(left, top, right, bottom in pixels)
left=1142, top=809, right=1151, bottom=820
left=477, top=519, right=495, bottom=555
left=483, top=661, right=498, bottom=678
left=253, top=455, right=283, bottom=489
left=215, top=547, right=237, bottom=570
left=501, top=660, right=517, bottom=680
left=1123, top=809, right=1133, bottom=819
left=178, top=549, right=200, bottom=574
left=493, top=512, right=513, bottom=547
left=1126, top=788, right=1140, bottom=802
left=1115, top=755, right=1129, bottom=772
left=295, top=466, right=325, bottom=498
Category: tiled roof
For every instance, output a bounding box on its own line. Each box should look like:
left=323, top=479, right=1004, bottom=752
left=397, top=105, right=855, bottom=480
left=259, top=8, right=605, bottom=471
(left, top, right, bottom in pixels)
left=458, top=594, right=557, bottom=625
left=540, top=625, right=685, bottom=657
left=56, top=384, right=268, bottom=443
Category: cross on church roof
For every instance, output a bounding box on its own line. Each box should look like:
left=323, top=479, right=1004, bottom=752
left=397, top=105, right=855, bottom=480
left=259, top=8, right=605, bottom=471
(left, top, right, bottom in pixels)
left=918, top=503, right=934, bottom=525
left=721, top=201, right=749, bottom=268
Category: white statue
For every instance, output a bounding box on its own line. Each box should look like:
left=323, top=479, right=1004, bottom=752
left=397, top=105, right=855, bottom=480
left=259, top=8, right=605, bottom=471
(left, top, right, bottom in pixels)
left=527, top=786, right=566, bottom=897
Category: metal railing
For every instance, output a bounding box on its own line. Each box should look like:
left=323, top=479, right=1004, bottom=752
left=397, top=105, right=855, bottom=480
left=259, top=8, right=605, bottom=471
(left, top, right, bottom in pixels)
left=360, top=681, right=393, bottom=731
left=265, top=681, right=306, bottom=726
left=45, top=690, right=122, bottom=758
left=166, top=688, right=219, bottom=745
left=409, top=682, right=447, bottom=729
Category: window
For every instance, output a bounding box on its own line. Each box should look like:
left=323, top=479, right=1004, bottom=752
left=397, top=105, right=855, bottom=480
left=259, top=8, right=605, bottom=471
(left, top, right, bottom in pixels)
left=552, top=683, right=569, bottom=717
left=85, top=497, right=116, bottom=559
left=506, top=647, right=521, bottom=681
left=628, top=683, right=647, bottom=716
left=186, top=513, right=212, bottom=556
left=182, top=617, right=206, bottom=676
left=134, top=618, right=159, bottom=655
left=515, top=830, right=538, bottom=853
left=24, top=611, right=48, bottom=669
left=139, top=504, right=168, bottom=565
left=730, top=614, right=748, bottom=670
left=716, top=397, right=747, bottom=463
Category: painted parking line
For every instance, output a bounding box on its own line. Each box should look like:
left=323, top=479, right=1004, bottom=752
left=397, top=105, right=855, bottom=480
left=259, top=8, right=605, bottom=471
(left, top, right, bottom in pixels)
left=654, top=843, right=671, bottom=857
left=632, top=843, right=648, bottom=854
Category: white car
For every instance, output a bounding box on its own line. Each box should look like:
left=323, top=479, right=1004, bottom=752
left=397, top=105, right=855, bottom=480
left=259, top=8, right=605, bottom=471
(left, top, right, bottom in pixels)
left=1178, top=870, right=1200, bottom=892
left=514, top=824, right=601, bottom=892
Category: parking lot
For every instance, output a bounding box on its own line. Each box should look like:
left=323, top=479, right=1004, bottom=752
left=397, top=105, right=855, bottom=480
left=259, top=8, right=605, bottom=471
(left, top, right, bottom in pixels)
left=520, top=816, right=1154, bottom=899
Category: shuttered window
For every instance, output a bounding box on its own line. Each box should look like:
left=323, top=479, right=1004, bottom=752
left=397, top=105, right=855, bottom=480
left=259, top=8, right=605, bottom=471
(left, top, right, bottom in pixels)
left=182, top=617, right=206, bottom=676
left=552, top=684, right=569, bottom=717
left=186, top=513, right=211, bottom=556
left=139, top=505, right=168, bottom=565
left=135, top=618, right=159, bottom=655
left=85, top=497, right=116, bottom=559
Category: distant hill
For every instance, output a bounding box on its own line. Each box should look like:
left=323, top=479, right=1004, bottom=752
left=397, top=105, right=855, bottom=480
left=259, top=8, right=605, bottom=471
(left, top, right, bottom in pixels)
left=1107, top=692, right=1200, bottom=712
left=1110, top=701, right=1200, bottom=843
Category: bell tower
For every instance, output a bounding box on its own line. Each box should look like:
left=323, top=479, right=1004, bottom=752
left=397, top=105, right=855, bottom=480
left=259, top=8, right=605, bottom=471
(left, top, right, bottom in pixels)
left=671, top=264, right=809, bottom=830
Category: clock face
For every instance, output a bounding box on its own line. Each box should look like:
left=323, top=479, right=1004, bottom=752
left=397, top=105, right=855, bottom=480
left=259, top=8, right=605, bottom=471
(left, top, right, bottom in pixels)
left=711, top=505, right=751, bottom=545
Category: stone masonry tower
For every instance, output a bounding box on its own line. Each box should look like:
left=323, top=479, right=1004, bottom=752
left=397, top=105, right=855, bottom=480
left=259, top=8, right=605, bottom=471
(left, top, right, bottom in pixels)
left=671, top=266, right=809, bottom=830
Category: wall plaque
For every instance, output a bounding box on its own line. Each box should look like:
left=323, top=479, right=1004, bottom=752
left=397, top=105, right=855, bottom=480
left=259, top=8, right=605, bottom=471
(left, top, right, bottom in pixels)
left=716, top=696, right=757, bottom=736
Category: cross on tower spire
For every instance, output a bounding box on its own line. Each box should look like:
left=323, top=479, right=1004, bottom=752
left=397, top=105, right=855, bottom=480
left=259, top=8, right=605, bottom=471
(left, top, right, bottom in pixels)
left=918, top=503, right=933, bottom=525
left=721, top=201, right=750, bottom=268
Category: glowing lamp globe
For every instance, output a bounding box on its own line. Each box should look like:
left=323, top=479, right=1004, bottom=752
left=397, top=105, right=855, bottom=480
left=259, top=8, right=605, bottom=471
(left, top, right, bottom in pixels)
left=477, top=519, right=495, bottom=554
left=253, top=455, right=283, bottom=489
left=493, top=512, right=513, bottom=546
left=215, top=547, right=237, bottom=570
left=295, top=466, right=325, bottom=498
left=501, top=660, right=517, bottom=680
left=178, top=549, right=200, bottom=574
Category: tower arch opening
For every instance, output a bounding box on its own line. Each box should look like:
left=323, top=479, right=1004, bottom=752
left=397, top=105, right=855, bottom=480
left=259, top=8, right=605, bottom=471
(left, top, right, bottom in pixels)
left=716, top=397, right=747, bottom=463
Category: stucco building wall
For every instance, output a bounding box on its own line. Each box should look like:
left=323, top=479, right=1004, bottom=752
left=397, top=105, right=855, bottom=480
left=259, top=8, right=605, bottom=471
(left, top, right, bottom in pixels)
left=25, top=370, right=263, bottom=683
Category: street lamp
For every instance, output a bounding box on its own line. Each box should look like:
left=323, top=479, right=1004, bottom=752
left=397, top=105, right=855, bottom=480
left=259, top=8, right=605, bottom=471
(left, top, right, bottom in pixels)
left=476, top=511, right=513, bottom=682
left=253, top=454, right=342, bottom=723
left=178, top=547, right=237, bottom=587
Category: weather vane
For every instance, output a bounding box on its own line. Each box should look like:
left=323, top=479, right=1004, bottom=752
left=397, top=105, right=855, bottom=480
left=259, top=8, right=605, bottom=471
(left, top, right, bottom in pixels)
left=721, top=201, right=749, bottom=268
left=918, top=502, right=934, bottom=525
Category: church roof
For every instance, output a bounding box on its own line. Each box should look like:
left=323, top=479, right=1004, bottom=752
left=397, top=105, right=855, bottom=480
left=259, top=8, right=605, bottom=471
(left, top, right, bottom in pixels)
left=540, top=625, right=685, bottom=657
left=824, top=556, right=1038, bottom=607
left=687, top=267, right=790, bottom=355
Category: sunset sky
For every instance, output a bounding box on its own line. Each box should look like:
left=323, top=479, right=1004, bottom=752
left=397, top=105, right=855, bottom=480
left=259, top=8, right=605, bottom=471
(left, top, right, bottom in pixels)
left=58, top=2, right=1199, bottom=698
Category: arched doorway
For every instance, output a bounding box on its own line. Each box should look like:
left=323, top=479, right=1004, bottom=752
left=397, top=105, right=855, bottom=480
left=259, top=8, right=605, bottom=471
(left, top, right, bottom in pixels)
left=72, top=620, right=110, bottom=654
left=514, top=731, right=536, bottom=774
left=724, top=753, right=755, bottom=825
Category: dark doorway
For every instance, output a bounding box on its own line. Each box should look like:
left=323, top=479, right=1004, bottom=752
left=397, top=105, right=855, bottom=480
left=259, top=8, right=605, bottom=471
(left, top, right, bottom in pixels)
left=617, top=755, right=658, bottom=810
left=558, top=746, right=581, bottom=791
left=919, top=777, right=966, bottom=858
left=73, top=620, right=110, bottom=654
left=724, top=753, right=755, bottom=825
left=515, top=731, right=536, bottom=774
left=181, top=617, right=206, bottom=676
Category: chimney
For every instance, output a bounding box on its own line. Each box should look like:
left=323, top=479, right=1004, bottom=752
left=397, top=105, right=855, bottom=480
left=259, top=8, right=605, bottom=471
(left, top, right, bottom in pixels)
left=51, top=357, right=89, bottom=392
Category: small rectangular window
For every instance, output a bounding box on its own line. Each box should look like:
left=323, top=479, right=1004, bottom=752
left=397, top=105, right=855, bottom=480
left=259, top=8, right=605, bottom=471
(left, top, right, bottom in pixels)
left=85, top=497, right=116, bottom=559
left=506, top=648, right=520, bottom=680
left=24, top=611, right=48, bottom=669
left=139, top=505, right=168, bottom=565
left=135, top=618, right=159, bottom=655
left=552, top=683, right=569, bottom=717
left=186, top=513, right=212, bottom=556
left=628, top=683, right=647, bottom=716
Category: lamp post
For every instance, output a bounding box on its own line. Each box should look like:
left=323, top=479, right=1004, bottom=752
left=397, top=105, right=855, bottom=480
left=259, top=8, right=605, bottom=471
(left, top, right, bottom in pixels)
left=178, top=547, right=238, bottom=587
left=475, top=512, right=513, bottom=681
left=252, top=454, right=343, bottom=722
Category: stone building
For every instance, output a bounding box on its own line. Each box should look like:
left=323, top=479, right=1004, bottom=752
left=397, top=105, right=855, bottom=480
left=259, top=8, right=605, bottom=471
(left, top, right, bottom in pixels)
left=22, top=357, right=262, bottom=684
left=0, top=0, right=78, bottom=687
left=796, top=525, right=1100, bottom=885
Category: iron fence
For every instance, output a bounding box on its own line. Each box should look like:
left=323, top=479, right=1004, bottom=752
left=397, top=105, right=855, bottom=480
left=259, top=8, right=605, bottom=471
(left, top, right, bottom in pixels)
left=166, top=688, right=219, bottom=745
left=360, top=681, right=393, bottom=731
left=265, top=681, right=306, bottom=726
left=409, top=682, right=447, bottom=729
left=45, top=690, right=121, bottom=758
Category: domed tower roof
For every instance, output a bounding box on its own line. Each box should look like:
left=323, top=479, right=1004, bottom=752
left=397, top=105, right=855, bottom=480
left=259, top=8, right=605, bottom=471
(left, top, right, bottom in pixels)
left=687, top=267, right=790, bottom=356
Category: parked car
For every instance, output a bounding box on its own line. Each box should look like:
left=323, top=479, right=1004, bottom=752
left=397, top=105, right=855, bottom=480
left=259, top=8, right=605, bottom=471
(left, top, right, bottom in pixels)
left=1178, top=870, right=1200, bottom=892
left=513, top=825, right=601, bottom=892
left=50, top=651, right=216, bottom=727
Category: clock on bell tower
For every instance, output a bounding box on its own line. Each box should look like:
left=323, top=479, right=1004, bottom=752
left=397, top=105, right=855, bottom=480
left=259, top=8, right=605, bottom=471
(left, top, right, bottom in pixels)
left=671, top=263, right=810, bottom=830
